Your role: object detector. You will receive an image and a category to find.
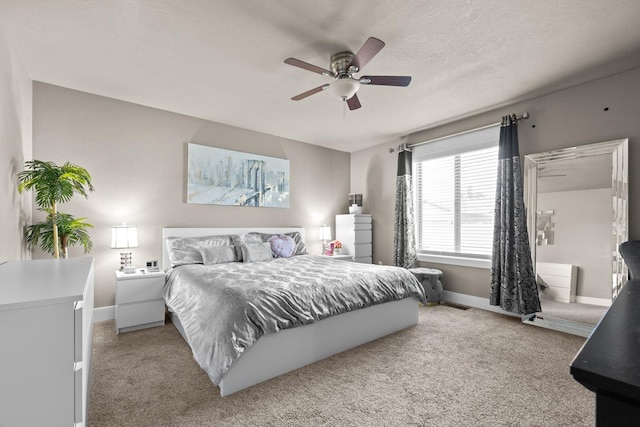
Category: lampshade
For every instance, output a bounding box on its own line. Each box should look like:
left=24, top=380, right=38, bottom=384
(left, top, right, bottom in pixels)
left=111, top=225, right=139, bottom=249
left=330, top=78, right=359, bottom=100
left=319, top=224, right=331, bottom=241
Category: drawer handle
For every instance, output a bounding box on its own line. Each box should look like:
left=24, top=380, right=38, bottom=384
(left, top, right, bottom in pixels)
left=74, top=301, right=83, bottom=362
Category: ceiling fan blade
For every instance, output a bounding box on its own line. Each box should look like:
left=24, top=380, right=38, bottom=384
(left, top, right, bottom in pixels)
left=291, top=84, right=330, bottom=101
left=348, top=37, right=385, bottom=71
left=284, top=58, right=334, bottom=76
left=347, top=93, right=361, bottom=110
left=360, top=75, right=412, bottom=86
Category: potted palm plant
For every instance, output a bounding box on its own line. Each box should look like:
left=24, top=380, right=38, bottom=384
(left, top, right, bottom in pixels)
left=18, top=160, right=94, bottom=258
left=25, top=210, right=94, bottom=258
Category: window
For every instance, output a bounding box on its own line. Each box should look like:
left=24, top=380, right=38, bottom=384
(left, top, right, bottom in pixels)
left=413, top=125, right=500, bottom=265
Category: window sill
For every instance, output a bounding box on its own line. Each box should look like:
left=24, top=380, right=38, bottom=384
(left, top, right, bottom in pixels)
left=417, top=254, right=491, bottom=269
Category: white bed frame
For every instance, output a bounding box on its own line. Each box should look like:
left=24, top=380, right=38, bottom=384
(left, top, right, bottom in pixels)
left=162, top=227, right=420, bottom=396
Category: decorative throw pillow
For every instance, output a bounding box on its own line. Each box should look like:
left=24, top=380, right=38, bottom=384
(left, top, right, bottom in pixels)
left=268, top=234, right=295, bottom=258
left=200, top=246, right=237, bottom=265
left=258, top=232, right=308, bottom=256
left=287, top=232, right=308, bottom=255
left=232, top=233, right=265, bottom=261
left=241, top=242, right=274, bottom=263
left=167, top=235, right=236, bottom=267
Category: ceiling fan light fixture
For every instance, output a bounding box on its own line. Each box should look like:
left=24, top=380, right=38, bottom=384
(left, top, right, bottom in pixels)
left=331, top=78, right=360, bottom=100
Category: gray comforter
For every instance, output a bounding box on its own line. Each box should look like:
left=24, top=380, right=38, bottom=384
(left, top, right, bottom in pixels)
left=163, top=254, right=426, bottom=385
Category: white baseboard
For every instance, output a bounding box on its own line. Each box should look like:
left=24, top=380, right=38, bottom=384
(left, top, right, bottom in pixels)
left=442, top=291, right=521, bottom=318
left=575, top=295, right=611, bottom=307
left=441, top=291, right=594, bottom=337
left=93, top=305, right=115, bottom=322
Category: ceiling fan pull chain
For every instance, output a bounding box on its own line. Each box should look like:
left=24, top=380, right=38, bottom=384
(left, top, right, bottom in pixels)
left=343, top=98, right=347, bottom=120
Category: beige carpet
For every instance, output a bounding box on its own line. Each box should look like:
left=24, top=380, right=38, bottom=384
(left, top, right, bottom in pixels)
left=89, top=305, right=594, bottom=426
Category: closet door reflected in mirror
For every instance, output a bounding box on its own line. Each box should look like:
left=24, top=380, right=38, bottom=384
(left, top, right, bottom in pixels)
left=523, top=139, right=628, bottom=336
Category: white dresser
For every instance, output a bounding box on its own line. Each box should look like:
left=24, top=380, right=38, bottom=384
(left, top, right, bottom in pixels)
left=336, top=214, right=373, bottom=263
left=536, top=262, right=577, bottom=303
left=0, top=257, right=94, bottom=427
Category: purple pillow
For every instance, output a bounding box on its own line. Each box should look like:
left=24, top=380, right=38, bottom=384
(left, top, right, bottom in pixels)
left=268, top=234, right=295, bottom=258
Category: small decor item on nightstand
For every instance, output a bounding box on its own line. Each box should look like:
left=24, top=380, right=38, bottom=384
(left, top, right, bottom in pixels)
left=111, top=224, right=138, bottom=272
left=146, top=260, right=160, bottom=272
left=332, top=240, right=342, bottom=255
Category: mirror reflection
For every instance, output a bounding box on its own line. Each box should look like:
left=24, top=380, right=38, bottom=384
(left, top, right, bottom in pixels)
left=523, top=139, right=628, bottom=335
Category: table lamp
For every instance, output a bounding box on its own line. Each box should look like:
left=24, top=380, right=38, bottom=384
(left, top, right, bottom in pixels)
left=111, top=224, right=138, bottom=273
left=319, top=224, right=331, bottom=255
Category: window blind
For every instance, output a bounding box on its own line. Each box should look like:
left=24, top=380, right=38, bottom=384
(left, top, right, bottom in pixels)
left=413, top=125, right=500, bottom=259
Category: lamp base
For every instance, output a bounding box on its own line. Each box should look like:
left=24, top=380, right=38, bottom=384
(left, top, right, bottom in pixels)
left=120, top=252, right=133, bottom=272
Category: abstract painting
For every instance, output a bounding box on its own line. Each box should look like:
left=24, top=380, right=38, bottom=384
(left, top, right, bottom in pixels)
left=187, top=143, right=289, bottom=208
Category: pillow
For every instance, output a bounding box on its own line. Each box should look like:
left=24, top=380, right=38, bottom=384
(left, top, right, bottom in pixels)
left=201, top=246, right=237, bottom=265
left=268, top=234, right=295, bottom=258
left=258, top=232, right=308, bottom=256
left=232, top=233, right=265, bottom=261
left=241, top=242, right=274, bottom=263
left=166, top=235, right=236, bottom=267
left=287, top=232, right=308, bottom=256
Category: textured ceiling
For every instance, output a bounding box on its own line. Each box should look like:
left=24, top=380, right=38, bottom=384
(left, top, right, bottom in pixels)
left=1, top=1, right=640, bottom=153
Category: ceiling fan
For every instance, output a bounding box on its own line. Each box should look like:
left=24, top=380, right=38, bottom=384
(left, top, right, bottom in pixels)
left=284, top=37, right=411, bottom=111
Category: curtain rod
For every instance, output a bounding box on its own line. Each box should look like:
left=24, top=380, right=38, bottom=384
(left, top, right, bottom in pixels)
left=389, top=112, right=530, bottom=153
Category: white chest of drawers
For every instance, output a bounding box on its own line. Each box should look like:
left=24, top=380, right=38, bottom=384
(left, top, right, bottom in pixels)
left=0, top=257, right=94, bottom=427
left=336, top=214, right=373, bottom=263
left=536, top=262, right=577, bottom=303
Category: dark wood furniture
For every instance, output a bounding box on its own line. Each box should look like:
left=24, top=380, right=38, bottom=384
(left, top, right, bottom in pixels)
left=570, top=279, right=640, bottom=426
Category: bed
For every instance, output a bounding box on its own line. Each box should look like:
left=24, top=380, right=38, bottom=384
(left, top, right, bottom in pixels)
left=162, top=227, right=426, bottom=396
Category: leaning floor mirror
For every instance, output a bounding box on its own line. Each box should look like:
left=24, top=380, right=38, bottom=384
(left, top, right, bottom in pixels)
left=522, top=138, right=628, bottom=337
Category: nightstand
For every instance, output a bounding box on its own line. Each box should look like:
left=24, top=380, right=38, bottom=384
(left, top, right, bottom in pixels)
left=115, top=269, right=166, bottom=334
left=325, top=254, right=354, bottom=261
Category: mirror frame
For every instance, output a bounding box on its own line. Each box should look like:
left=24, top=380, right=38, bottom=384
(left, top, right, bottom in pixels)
left=524, top=138, right=629, bottom=302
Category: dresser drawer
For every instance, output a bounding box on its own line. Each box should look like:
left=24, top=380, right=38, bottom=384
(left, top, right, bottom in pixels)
left=353, top=215, right=372, bottom=224
left=354, top=230, right=372, bottom=244
left=117, top=276, right=164, bottom=304
left=353, top=243, right=372, bottom=257
left=74, top=364, right=83, bottom=423
left=117, top=299, right=165, bottom=331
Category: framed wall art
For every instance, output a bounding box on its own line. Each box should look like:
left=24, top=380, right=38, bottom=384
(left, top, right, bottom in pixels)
left=187, top=143, right=290, bottom=208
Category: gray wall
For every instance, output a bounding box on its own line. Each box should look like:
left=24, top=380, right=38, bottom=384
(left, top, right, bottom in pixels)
left=0, top=19, right=32, bottom=263
left=351, top=67, right=640, bottom=299
left=537, top=188, right=611, bottom=300
left=33, top=83, right=350, bottom=308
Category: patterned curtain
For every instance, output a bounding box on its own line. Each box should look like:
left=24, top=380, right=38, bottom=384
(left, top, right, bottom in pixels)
left=394, top=147, right=417, bottom=269
left=490, top=115, right=541, bottom=315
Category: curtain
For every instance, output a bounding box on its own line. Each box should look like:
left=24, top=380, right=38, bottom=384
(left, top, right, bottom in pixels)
left=490, top=115, right=541, bottom=315
left=394, top=147, right=417, bottom=269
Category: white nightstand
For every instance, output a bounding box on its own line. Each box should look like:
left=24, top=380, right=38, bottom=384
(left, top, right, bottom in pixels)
left=115, top=269, right=166, bottom=334
left=325, top=254, right=354, bottom=261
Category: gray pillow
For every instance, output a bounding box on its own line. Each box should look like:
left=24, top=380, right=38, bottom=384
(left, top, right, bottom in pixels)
left=241, top=242, right=274, bottom=263
left=167, top=235, right=236, bottom=267
left=232, top=233, right=265, bottom=261
left=201, top=246, right=237, bottom=265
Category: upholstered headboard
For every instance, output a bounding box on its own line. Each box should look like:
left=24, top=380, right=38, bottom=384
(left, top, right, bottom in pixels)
left=161, top=227, right=305, bottom=271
